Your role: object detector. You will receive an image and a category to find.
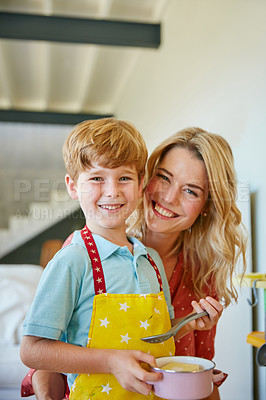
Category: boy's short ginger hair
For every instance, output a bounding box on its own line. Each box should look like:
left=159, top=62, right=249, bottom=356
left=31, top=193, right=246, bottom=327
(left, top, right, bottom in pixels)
left=63, top=118, right=148, bottom=182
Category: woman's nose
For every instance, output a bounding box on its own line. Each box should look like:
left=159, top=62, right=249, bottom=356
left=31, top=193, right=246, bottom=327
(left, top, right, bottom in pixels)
left=163, top=186, right=180, bottom=205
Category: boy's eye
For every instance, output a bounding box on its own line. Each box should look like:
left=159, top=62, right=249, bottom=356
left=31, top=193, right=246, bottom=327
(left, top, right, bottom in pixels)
left=91, top=177, right=103, bottom=181
left=120, top=176, right=131, bottom=181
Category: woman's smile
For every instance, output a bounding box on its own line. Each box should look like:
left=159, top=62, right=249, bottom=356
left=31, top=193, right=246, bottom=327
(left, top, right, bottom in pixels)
left=152, top=200, right=179, bottom=219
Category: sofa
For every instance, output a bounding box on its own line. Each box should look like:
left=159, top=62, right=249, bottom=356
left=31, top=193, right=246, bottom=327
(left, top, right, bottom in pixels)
left=0, top=264, right=43, bottom=399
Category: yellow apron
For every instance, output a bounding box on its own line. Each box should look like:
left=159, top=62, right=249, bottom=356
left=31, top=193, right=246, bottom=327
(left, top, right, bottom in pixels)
left=70, top=226, right=174, bottom=400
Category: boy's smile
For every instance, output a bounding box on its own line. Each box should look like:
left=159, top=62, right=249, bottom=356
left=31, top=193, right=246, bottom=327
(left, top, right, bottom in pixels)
left=66, top=162, right=143, bottom=241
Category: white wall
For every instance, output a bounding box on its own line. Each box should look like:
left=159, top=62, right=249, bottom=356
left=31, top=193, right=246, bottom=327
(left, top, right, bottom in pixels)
left=214, top=187, right=253, bottom=400
left=115, top=1, right=266, bottom=398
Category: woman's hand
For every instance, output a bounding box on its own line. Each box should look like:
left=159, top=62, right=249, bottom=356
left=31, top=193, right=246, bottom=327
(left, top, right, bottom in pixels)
left=189, top=296, right=223, bottom=331
left=108, top=349, right=162, bottom=395
left=173, top=297, right=223, bottom=339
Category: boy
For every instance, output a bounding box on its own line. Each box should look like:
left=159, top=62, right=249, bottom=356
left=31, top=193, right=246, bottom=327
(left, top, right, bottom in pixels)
left=21, top=118, right=216, bottom=400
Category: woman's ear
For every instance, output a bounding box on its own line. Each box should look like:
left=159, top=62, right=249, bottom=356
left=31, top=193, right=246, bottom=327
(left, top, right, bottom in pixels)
left=201, top=205, right=209, bottom=218
left=65, top=174, right=78, bottom=200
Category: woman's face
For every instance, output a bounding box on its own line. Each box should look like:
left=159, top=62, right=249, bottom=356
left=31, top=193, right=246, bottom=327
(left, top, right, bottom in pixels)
left=144, top=147, right=209, bottom=237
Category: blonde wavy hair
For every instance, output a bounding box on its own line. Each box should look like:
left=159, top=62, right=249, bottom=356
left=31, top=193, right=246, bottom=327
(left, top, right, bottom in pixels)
left=63, top=118, right=148, bottom=182
left=128, top=127, right=247, bottom=307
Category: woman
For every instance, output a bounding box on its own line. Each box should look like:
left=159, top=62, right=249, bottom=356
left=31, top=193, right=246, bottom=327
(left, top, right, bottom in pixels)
left=130, top=126, right=246, bottom=355
left=22, top=127, right=247, bottom=400
left=128, top=127, right=247, bottom=399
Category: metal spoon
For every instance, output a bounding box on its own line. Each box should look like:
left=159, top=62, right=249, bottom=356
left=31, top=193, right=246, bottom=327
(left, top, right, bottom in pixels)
left=141, top=311, right=209, bottom=343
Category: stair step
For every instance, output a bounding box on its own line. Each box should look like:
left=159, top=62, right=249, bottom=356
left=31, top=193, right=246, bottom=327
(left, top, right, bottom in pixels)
left=0, top=198, right=79, bottom=259
left=9, top=215, right=41, bottom=232
left=49, top=189, right=70, bottom=203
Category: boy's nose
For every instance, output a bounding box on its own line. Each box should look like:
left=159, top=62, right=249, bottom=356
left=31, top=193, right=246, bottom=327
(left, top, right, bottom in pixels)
left=105, top=181, right=119, bottom=197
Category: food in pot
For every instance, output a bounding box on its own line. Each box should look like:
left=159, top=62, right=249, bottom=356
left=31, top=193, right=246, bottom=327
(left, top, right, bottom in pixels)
left=161, top=361, right=202, bottom=372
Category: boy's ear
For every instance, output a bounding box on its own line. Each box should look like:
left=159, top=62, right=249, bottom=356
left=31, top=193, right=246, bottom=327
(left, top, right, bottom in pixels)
left=65, top=174, right=78, bottom=200
left=138, top=177, right=144, bottom=198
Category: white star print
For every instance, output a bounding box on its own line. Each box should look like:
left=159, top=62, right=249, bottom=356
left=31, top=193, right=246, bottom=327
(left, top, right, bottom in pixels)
left=102, top=383, right=112, bottom=395
left=119, top=302, right=130, bottom=312
left=97, top=277, right=102, bottom=283
left=93, top=257, right=99, bottom=262
left=95, top=267, right=101, bottom=272
left=139, top=294, right=147, bottom=298
left=91, top=249, right=96, bottom=253
left=154, top=308, right=160, bottom=314
left=87, top=337, right=91, bottom=345
left=158, top=295, right=163, bottom=301
left=120, top=333, right=131, bottom=344
left=88, top=242, right=94, bottom=246
left=140, top=320, right=150, bottom=330
left=98, top=289, right=104, bottom=294
left=100, top=317, right=110, bottom=328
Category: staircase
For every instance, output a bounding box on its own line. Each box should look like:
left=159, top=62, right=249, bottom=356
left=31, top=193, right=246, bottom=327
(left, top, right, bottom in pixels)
left=0, top=190, right=79, bottom=259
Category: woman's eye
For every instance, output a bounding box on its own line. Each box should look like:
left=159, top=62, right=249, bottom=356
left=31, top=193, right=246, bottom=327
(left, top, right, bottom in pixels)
left=185, top=188, right=198, bottom=197
left=156, top=173, right=170, bottom=182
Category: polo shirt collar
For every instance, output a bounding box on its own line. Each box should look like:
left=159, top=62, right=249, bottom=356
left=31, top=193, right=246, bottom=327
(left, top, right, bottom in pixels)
left=91, top=233, right=148, bottom=262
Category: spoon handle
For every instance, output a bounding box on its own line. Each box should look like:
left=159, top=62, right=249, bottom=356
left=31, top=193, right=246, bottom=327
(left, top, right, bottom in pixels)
left=170, top=311, right=209, bottom=337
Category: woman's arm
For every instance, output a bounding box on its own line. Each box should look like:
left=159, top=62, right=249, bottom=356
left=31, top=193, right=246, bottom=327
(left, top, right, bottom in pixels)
left=31, top=370, right=66, bottom=400
left=203, top=385, right=220, bottom=400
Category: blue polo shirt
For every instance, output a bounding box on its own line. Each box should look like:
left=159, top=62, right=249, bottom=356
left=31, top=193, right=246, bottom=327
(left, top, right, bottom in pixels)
left=23, top=230, right=174, bottom=386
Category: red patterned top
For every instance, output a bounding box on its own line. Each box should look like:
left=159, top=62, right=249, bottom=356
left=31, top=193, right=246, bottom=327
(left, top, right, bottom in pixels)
left=170, top=252, right=217, bottom=360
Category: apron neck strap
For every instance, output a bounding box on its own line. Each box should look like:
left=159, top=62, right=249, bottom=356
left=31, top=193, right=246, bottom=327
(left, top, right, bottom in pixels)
left=81, top=226, right=107, bottom=295
left=146, top=253, right=163, bottom=291
left=81, top=225, right=163, bottom=293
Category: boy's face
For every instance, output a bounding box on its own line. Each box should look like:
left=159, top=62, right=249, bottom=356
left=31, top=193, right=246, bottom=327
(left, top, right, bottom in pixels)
left=66, top=162, right=143, bottom=236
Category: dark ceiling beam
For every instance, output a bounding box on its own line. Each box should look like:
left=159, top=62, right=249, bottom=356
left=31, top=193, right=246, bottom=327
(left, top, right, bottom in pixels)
left=0, top=12, right=160, bottom=48
left=0, top=110, right=113, bottom=125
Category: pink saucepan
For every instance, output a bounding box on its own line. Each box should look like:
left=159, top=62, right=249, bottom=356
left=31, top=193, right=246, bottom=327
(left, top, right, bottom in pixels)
left=149, top=355, right=215, bottom=400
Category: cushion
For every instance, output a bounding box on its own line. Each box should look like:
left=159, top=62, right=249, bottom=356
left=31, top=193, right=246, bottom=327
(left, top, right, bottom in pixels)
left=0, top=265, right=43, bottom=345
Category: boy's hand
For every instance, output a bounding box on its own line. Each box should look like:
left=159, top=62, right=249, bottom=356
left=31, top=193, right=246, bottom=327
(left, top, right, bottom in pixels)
left=108, top=349, right=162, bottom=395
left=189, top=296, right=223, bottom=331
